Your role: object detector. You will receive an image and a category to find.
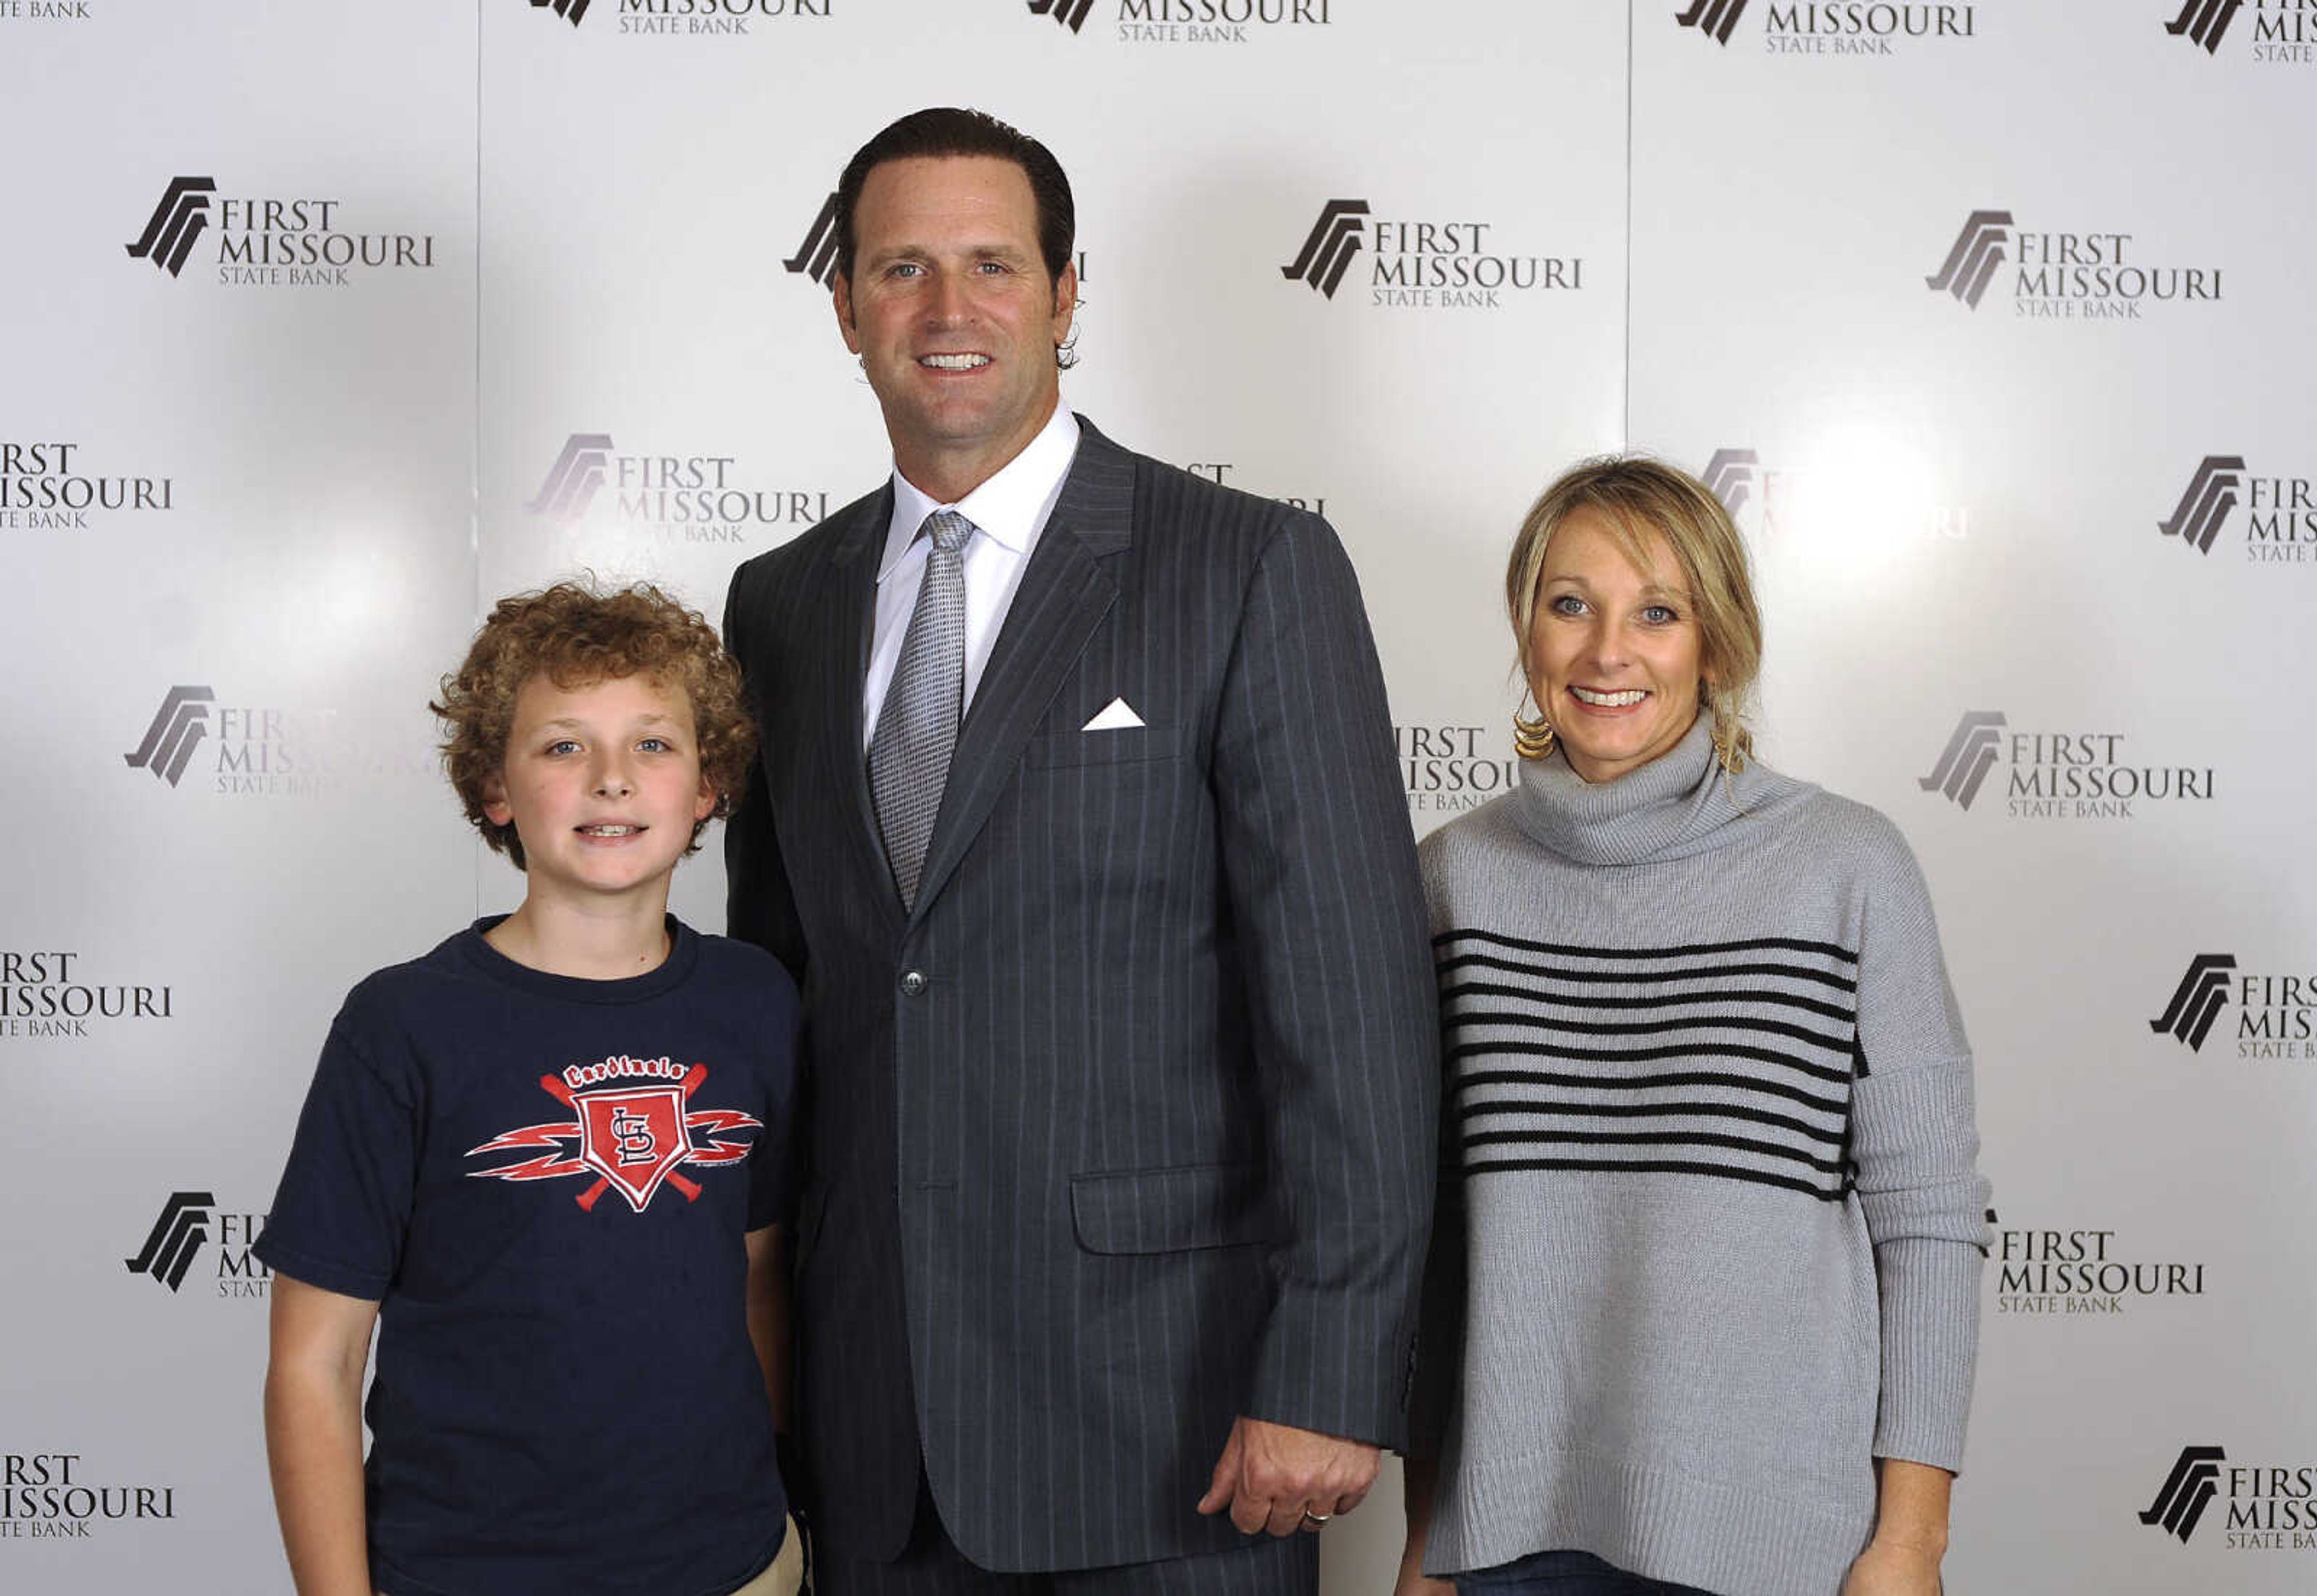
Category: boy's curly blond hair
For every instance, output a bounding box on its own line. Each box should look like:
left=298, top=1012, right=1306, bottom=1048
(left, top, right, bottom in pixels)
left=432, top=581, right=756, bottom=869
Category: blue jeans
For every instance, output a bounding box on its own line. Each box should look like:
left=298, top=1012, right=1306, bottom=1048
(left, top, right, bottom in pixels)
left=1455, top=1549, right=1718, bottom=1596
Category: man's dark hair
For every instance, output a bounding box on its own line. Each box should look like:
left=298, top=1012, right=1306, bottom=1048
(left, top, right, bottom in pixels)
left=833, top=107, right=1076, bottom=288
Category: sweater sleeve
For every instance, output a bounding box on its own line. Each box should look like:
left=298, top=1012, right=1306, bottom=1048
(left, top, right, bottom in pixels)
left=1845, top=809, right=1989, bottom=1474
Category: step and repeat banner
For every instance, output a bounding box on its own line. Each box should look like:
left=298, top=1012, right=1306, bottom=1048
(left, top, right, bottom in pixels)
left=4, top=3, right=2311, bottom=1592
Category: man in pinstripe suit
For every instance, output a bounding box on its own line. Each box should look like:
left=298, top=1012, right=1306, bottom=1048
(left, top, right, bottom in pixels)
left=723, top=107, right=1437, bottom=1595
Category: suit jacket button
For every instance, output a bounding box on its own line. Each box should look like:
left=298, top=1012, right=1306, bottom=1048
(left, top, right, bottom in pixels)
left=900, top=970, right=927, bottom=997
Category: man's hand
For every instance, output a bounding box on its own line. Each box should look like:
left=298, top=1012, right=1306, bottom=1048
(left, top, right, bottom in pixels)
left=1195, top=1416, right=1380, bottom=1537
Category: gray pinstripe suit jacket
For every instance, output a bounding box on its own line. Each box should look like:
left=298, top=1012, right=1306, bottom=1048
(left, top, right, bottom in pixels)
left=722, top=418, right=1437, bottom=1573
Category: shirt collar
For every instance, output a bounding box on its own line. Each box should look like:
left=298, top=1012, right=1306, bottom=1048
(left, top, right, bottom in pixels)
left=877, top=406, right=1081, bottom=581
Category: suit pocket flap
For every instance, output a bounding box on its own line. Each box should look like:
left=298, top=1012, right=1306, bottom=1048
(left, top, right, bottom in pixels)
left=1022, top=722, right=1182, bottom=769
left=1069, top=1162, right=1286, bottom=1254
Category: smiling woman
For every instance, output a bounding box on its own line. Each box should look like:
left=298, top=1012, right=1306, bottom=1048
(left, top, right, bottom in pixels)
left=1400, top=457, right=1988, bottom=1596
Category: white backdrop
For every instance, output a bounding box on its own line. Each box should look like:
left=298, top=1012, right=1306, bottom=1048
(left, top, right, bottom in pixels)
left=4, top=2, right=2313, bottom=1592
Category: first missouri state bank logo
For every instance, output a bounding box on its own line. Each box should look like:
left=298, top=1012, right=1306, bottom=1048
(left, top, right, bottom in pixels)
left=123, top=687, right=215, bottom=787
left=123, top=682, right=422, bottom=797
left=122, top=1192, right=213, bottom=1292
left=1924, top=211, right=2012, bottom=309
left=124, top=178, right=215, bottom=278
left=1282, top=198, right=1584, bottom=309
left=1675, top=0, right=1976, bottom=52
left=1674, top=0, right=1747, bottom=43
left=2161, top=456, right=2246, bottom=555
left=528, top=434, right=614, bottom=521
left=1702, top=448, right=1761, bottom=515
left=783, top=191, right=841, bottom=287
left=2151, top=955, right=2237, bottom=1053
left=122, top=1191, right=269, bottom=1299
left=122, top=174, right=437, bottom=287
left=1282, top=201, right=1369, bottom=299
left=527, top=431, right=833, bottom=541
left=1916, top=710, right=2214, bottom=819
left=1028, top=0, right=1332, bottom=42
left=521, top=0, right=832, bottom=32
left=2166, top=0, right=2317, bottom=57
left=1918, top=711, right=2004, bottom=809
left=1925, top=209, right=2221, bottom=319
left=2156, top=454, right=2317, bottom=562
left=2168, top=0, right=2243, bottom=51
left=2138, top=1444, right=2317, bottom=1548
left=2149, top=952, right=2317, bottom=1060
left=2144, top=1446, right=2228, bottom=1542
left=466, top=1056, right=760, bottom=1213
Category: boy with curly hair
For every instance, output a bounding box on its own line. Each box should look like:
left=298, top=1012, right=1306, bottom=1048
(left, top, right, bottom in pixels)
left=256, top=582, right=796, bottom=1596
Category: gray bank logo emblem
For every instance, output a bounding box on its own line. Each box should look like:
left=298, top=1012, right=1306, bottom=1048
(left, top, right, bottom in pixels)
left=2159, top=455, right=2246, bottom=555
left=2141, top=1445, right=2227, bottom=1542
left=1918, top=711, right=2006, bottom=810
left=2151, top=954, right=2237, bottom=1053
left=1282, top=200, right=1370, bottom=300
left=124, top=1192, right=217, bottom=1294
left=1028, top=0, right=1095, bottom=30
left=530, top=0, right=593, bottom=23
left=124, top=687, right=217, bottom=788
left=784, top=192, right=841, bottom=288
left=528, top=433, right=614, bottom=521
left=124, top=177, right=218, bottom=279
left=1702, top=448, right=1761, bottom=515
left=1925, top=209, right=2015, bottom=310
left=1673, top=0, right=1747, bottom=44
left=2167, top=0, right=2243, bottom=52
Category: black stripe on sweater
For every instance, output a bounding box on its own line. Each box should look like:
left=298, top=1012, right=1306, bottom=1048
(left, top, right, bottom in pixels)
left=1443, top=977, right=1856, bottom=1026
left=1462, top=1126, right=1851, bottom=1177
left=1449, top=1006, right=1853, bottom=1056
left=1434, top=928, right=1859, bottom=966
left=1446, top=1035, right=1854, bottom=1086
left=1438, top=952, right=1857, bottom=992
left=1458, top=1095, right=1846, bottom=1151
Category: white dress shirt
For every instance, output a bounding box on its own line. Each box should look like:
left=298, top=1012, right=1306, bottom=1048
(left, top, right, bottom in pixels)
left=862, top=405, right=1081, bottom=750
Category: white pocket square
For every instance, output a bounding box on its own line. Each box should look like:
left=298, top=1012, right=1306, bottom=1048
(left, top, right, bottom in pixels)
left=1081, top=697, right=1145, bottom=732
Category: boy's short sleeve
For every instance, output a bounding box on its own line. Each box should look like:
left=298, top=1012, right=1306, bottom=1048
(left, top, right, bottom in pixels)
left=742, top=993, right=801, bottom=1233
left=254, top=1010, right=420, bottom=1302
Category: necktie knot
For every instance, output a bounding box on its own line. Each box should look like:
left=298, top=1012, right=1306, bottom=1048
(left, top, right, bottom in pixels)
left=926, top=509, right=971, bottom=556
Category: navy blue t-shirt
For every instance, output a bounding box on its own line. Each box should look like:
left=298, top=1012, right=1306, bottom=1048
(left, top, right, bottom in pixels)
left=256, top=917, right=796, bottom=1596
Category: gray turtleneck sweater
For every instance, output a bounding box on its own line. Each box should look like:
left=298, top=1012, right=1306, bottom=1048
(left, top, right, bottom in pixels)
left=1410, top=717, right=1986, bottom=1596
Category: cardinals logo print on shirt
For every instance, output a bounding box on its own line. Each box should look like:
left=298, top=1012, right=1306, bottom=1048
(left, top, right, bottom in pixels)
left=466, top=1054, right=761, bottom=1213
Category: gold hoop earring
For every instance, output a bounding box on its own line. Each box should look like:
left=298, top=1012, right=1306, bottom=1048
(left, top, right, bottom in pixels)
left=1513, top=691, right=1555, bottom=761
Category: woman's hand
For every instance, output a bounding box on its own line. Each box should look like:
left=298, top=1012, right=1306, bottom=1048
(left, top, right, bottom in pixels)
left=1844, top=1458, right=1952, bottom=1596
left=1393, top=1555, right=1458, bottom=1596
left=1840, top=1536, right=1942, bottom=1596
left=1394, top=1454, right=1458, bottom=1596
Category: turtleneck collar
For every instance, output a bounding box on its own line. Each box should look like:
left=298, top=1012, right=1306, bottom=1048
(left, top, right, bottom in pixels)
left=1510, top=714, right=1817, bottom=868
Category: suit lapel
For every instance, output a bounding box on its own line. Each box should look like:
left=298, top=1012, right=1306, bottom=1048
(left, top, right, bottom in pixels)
left=815, top=485, right=902, bottom=917
left=909, top=422, right=1136, bottom=923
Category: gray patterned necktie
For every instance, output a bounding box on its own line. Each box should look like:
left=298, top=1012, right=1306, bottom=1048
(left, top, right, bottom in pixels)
left=869, top=509, right=973, bottom=909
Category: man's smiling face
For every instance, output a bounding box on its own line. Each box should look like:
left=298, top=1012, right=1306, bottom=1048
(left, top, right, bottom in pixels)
left=834, top=154, right=1076, bottom=503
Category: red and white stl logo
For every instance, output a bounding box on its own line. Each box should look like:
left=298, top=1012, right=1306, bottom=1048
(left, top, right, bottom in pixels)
left=466, top=1057, right=761, bottom=1213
